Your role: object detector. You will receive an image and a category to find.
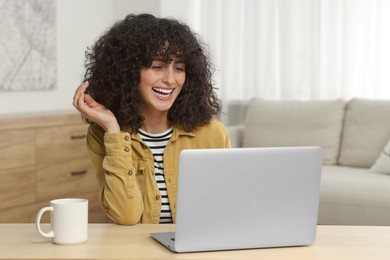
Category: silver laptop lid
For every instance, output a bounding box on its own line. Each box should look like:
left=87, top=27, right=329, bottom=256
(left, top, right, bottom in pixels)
left=174, top=146, right=323, bottom=252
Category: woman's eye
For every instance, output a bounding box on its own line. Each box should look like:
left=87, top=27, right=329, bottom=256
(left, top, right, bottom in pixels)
left=175, top=65, right=185, bottom=71
left=152, top=66, right=162, bottom=70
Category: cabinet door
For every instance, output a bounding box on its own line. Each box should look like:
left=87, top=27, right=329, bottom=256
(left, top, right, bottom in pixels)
left=36, top=158, right=97, bottom=201
left=0, top=165, right=36, bottom=210
left=0, top=130, right=35, bottom=170
left=0, top=201, right=48, bottom=223
left=36, top=124, right=89, bottom=164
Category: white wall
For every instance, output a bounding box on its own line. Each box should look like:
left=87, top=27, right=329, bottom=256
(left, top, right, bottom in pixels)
left=0, top=0, right=159, bottom=116
left=160, top=0, right=201, bottom=33
left=113, top=0, right=160, bottom=19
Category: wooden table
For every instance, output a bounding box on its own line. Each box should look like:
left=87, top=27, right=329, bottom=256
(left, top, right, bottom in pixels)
left=1, top=224, right=389, bottom=259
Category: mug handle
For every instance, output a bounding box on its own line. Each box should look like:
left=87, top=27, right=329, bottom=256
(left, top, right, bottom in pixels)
left=35, top=206, right=54, bottom=238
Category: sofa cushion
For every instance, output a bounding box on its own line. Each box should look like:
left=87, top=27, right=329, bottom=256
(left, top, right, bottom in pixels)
left=319, top=165, right=390, bottom=225
left=243, top=99, right=346, bottom=165
left=339, top=98, right=390, bottom=168
left=369, top=138, right=390, bottom=174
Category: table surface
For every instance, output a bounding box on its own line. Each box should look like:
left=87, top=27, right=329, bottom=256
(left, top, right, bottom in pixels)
left=1, top=224, right=390, bottom=259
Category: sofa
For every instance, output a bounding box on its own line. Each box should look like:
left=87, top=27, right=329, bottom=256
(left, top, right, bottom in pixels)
left=227, top=98, right=390, bottom=226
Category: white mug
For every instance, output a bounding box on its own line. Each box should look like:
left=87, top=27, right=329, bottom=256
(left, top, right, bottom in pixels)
left=35, top=198, right=88, bottom=244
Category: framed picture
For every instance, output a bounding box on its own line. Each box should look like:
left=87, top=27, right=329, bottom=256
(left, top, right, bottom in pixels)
left=0, top=0, right=57, bottom=91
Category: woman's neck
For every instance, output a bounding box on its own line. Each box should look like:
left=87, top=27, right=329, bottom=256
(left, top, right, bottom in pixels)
left=141, top=111, right=171, bottom=134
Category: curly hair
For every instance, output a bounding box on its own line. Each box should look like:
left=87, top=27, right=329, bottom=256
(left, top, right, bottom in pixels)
left=83, top=13, right=221, bottom=132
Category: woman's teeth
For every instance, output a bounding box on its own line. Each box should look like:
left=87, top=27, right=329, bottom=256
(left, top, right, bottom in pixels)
left=152, top=87, right=173, bottom=96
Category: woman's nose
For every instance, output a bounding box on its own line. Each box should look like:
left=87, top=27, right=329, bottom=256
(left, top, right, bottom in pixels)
left=162, top=66, right=175, bottom=85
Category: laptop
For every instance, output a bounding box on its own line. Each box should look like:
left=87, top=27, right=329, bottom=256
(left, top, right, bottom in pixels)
left=151, top=146, right=323, bottom=253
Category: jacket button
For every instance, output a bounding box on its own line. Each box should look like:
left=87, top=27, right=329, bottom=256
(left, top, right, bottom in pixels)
left=155, top=195, right=160, bottom=200
left=128, top=170, right=133, bottom=176
left=124, top=135, right=130, bottom=141
left=124, top=146, right=129, bottom=152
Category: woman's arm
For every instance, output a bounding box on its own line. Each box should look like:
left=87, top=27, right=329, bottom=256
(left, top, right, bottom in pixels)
left=86, top=124, right=144, bottom=225
left=73, top=82, right=144, bottom=225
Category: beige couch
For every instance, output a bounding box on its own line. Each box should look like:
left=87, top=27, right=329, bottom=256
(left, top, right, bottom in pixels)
left=227, top=98, right=390, bottom=226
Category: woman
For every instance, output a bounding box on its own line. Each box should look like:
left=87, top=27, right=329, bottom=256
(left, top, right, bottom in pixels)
left=73, top=13, right=230, bottom=225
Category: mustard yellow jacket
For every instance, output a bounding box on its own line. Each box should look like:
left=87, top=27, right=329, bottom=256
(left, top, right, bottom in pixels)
left=86, top=119, right=231, bottom=225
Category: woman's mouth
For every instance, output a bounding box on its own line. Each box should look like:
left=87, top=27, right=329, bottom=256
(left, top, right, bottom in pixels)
left=152, top=87, right=174, bottom=97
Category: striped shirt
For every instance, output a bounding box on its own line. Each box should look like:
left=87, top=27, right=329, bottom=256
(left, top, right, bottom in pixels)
left=138, top=127, right=173, bottom=224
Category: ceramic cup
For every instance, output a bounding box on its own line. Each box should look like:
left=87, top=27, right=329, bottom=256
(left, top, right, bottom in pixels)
left=35, top=198, right=88, bottom=244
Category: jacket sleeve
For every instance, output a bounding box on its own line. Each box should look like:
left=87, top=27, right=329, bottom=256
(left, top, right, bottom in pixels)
left=86, top=123, right=144, bottom=225
left=223, top=125, right=232, bottom=148
left=213, top=118, right=232, bottom=148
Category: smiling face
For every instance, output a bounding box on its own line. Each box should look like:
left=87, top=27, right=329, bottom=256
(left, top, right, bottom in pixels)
left=138, top=59, right=186, bottom=117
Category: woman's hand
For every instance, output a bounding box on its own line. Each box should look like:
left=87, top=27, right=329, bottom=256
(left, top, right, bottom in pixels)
left=73, top=81, right=121, bottom=133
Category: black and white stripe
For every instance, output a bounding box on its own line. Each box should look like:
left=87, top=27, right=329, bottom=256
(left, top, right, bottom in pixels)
left=138, top=127, right=173, bottom=224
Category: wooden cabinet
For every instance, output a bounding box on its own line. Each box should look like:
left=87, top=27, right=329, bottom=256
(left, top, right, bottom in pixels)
left=0, top=111, right=110, bottom=223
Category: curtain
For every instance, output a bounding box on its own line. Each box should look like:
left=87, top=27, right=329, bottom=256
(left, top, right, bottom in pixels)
left=160, top=0, right=390, bottom=103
